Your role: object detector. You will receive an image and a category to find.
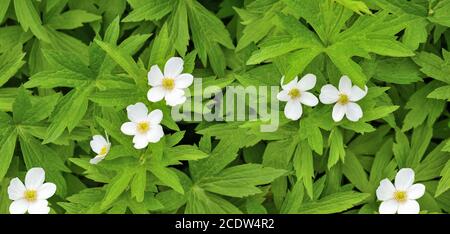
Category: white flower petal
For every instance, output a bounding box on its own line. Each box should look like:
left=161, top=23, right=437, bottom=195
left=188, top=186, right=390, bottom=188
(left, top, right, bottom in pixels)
left=90, top=135, right=107, bottom=154
left=165, top=89, right=186, bottom=106
left=378, top=199, right=398, bottom=214
left=147, top=124, right=164, bottom=143
left=9, top=199, right=29, bottom=214
left=319, top=84, right=339, bottom=104
left=164, top=57, right=184, bottom=78
left=338, top=75, right=352, bottom=94
left=407, top=184, right=425, bottom=200
left=345, top=102, right=363, bottom=122
left=37, top=183, right=56, bottom=200
left=284, top=100, right=303, bottom=120
left=8, top=178, right=26, bottom=200
left=148, top=65, right=164, bottom=86
left=175, top=74, right=194, bottom=89
left=281, top=76, right=298, bottom=90
left=395, top=168, right=415, bottom=190
left=376, top=179, right=395, bottom=201
left=147, top=86, right=166, bottom=102
left=297, top=73, right=316, bottom=91
left=299, top=92, right=318, bottom=107
left=126, top=102, right=148, bottom=123
left=332, top=103, right=346, bottom=122
left=89, top=155, right=105, bottom=165
left=121, top=122, right=137, bottom=136
left=397, top=200, right=420, bottom=214
left=148, top=109, right=163, bottom=125
left=25, top=168, right=45, bottom=190
left=349, top=85, right=368, bottom=102
left=277, top=90, right=290, bottom=102
left=133, top=134, right=149, bottom=149
left=28, top=200, right=50, bottom=214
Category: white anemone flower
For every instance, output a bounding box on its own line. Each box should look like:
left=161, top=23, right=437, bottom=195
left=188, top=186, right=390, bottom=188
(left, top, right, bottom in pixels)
left=276, top=74, right=319, bottom=120
left=376, top=168, right=425, bottom=214
left=120, top=102, right=164, bottom=149
left=147, top=57, right=194, bottom=106
left=7, top=167, right=56, bottom=214
left=319, top=75, right=368, bottom=122
left=89, top=134, right=111, bottom=164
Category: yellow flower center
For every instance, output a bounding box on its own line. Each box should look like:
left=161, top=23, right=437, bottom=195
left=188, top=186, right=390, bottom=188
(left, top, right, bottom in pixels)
left=393, top=191, right=407, bottom=203
left=24, top=190, right=37, bottom=202
left=162, top=78, right=175, bottom=90
left=100, top=146, right=108, bottom=155
left=288, top=88, right=301, bottom=99
left=338, top=94, right=349, bottom=104
left=137, top=122, right=150, bottom=133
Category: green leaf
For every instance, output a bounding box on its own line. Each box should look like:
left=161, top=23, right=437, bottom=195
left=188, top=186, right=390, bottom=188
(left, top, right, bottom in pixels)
left=367, top=58, right=422, bottom=84
left=199, top=164, right=286, bottom=198
left=0, top=45, right=25, bottom=87
left=298, top=191, right=370, bottom=214
left=0, top=0, right=10, bottom=23
left=101, top=170, right=135, bottom=208
left=149, top=164, right=184, bottom=194
left=185, top=186, right=242, bottom=214
left=436, top=160, right=450, bottom=197
left=280, top=181, right=304, bottom=214
left=342, top=150, right=369, bottom=192
left=47, top=10, right=101, bottom=30
left=149, top=23, right=174, bottom=68
left=44, top=85, right=93, bottom=143
left=402, top=82, right=445, bottom=131
left=428, top=0, right=450, bottom=27
left=13, top=0, right=50, bottom=42
left=235, top=0, right=286, bottom=51
left=130, top=166, right=146, bottom=202
left=18, top=132, right=69, bottom=196
left=0, top=127, right=17, bottom=182
left=122, top=0, right=173, bottom=22
left=328, top=128, right=345, bottom=169
left=413, top=51, right=450, bottom=84
left=95, top=39, right=147, bottom=87
left=25, top=69, right=90, bottom=88
left=428, top=85, right=450, bottom=101
left=186, top=0, right=234, bottom=76
left=164, top=145, right=208, bottom=163
left=334, top=0, right=371, bottom=15
left=293, top=141, right=314, bottom=198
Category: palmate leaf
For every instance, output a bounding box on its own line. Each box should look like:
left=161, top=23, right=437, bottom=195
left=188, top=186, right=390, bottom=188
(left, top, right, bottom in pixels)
left=185, top=187, right=242, bottom=214
left=401, top=82, right=446, bottom=131
left=44, top=85, right=93, bottom=144
left=168, top=0, right=189, bottom=56
left=247, top=0, right=414, bottom=86
left=235, top=0, right=287, bottom=51
left=186, top=0, right=234, bottom=76
left=1, top=0, right=449, bottom=215
left=198, top=164, right=286, bottom=198
left=0, top=89, right=63, bottom=183
left=368, top=0, right=429, bottom=50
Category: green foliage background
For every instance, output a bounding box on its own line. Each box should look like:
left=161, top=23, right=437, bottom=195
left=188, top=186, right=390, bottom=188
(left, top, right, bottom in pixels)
left=0, top=0, right=449, bottom=214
